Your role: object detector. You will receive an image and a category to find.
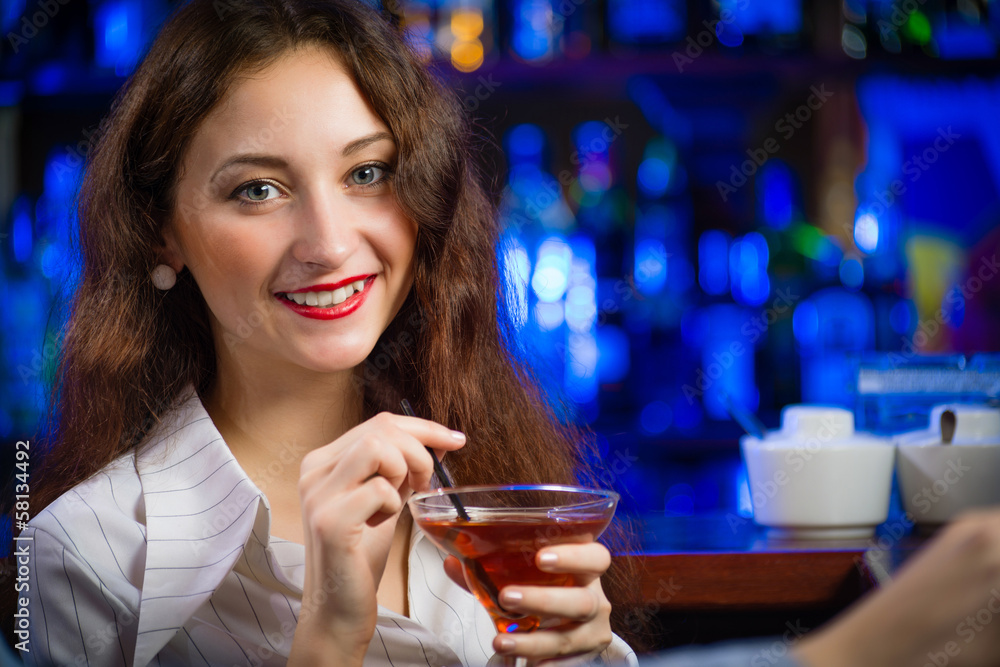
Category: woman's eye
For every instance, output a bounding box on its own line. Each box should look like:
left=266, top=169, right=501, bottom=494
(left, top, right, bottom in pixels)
left=230, top=180, right=283, bottom=206
left=244, top=182, right=278, bottom=201
left=351, top=164, right=385, bottom=186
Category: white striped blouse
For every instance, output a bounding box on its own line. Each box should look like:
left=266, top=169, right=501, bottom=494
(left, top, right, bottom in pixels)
left=21, top=387, right=638, bottom=666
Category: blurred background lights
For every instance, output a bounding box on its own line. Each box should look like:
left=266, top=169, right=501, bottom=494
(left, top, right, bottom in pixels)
left=729, top=232, right=770, bottom=306
left=792, top=300, right=819, bottom=349
left=634, top=238, right=668, bottom=295
left=757, top=160, right=794, bottom=230
left=715, top=19, right=744, bottom=48
left=638, top=157, right=671, bottom=198
left=534, top=300, right=564, bottom=330
left=511, top=0, right=556, bottom=62
left=597, top=325, right=630, bottom=383
left=532, top=236, right=571, bottom=302
left=854, top=212, right=879, bottom=253
left=640, top=400, right=673, bottom=434
left=450, top=8, right=485, bottom=71
left=842, top=24, right=867, bottom=59
left=839, top=257, right=865, bottom=291
left=507, top=123, right=546, bottom=164
left=889, top=299, right=915, bottom=335
left=12, top=195, right=33, bottom=263
left=607, top=0, right=685, bottom=44
left=698, top=230, right=729, bottom=295
left=94, top=0, right=146, bottom=76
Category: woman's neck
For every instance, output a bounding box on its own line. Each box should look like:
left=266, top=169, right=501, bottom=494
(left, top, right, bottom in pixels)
left=203, top=354, right=365, bottom=511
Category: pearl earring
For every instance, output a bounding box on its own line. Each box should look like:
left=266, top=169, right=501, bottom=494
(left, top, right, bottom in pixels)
left=151, top=264, right=177, bottom=291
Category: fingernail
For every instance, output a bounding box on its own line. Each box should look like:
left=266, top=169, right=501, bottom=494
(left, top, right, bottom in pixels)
left=497, top=636, right=516, bottom=653
left=501, top=589, right=523, bottom=606
left=450, top=430, right=466, bottom=442
left=538, top=552, right=558, bottom=568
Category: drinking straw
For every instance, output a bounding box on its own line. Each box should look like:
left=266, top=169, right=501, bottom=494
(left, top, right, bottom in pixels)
left=400, top=399, right=470, bottom=521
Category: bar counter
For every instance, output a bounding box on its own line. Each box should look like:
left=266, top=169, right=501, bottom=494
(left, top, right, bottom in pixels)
left=619, top=513, right=924, bottom=649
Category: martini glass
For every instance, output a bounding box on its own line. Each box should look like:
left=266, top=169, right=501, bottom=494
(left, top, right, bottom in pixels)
left=409, top=484, right=619, bottom=667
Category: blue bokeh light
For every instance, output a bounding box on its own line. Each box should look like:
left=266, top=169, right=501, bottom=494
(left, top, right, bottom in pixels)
left=715, top=19, right=744, bottom=47
left=839, top=257, right=864, bottom=290
left=597, top=326, right=630, bottom=383
left=531, top=236, right=571, bottom=302
left=792, top=300, right=819, bottom=348
left=698, top=230, right=729, bottom=295
left=12, top=195, right=33, bottom=263
left=889, top=299, right=914, bottom=335
left=718, top=0, right=802, bottom=34
left=730, top=232, right=770, bottom=306
left=758, top=160, right=793, bottom=229
left=94, top=0, right=146, bottom=75
left=634, top=238, right=667, bottom=295
left=638, top=157, right=671, bottom=198
left=512, top=0, right=556, bottom=62
left=854, top=212, right=879, bottom=254
left=640, top=400, right=673, bottom=434
left=507, top=124, right=545, bottom=165
left=607, top=0, right=685, bottom=43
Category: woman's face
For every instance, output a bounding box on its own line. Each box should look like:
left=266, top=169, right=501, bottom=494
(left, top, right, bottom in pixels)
left=165, top=45, right=416, bottom=381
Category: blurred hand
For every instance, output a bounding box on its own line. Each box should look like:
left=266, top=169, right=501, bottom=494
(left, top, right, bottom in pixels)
left=287, top=412, right=466, bottom=666
left=793, top=509, right=1000, bottom=667
left=445, top=542, right=614, bottom=665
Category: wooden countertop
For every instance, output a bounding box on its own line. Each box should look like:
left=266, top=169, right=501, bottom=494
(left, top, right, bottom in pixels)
left=620, top=513, right=924, bottom=610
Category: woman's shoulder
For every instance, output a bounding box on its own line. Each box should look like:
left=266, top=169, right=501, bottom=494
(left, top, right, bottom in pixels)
left=29, top=384, right=218, bottom=541
left=28, top=447, right=145, bottom=551
left=22, top=447, right=148, bottom=614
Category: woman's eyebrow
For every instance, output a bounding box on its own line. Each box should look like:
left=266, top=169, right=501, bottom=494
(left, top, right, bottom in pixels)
left=211, top=154, right=287, bottom=183
left=341, top=131, right=395, bottom=157
left=209, top=132, right=395, bottom=183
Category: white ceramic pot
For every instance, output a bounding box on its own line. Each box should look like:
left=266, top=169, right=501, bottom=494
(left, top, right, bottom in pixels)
left=896, top=403, right=1000, bottom=525
left=741, top=405, right=896, bottom=539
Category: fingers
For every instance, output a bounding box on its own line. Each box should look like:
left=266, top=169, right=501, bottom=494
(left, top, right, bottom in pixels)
left=535, top=543, right=611, bottom=577
left=301, top=412, right=466, bottom=493
left=500, top=584, right=606, bottom=622
left=490, top=546, right=614, bottom=662
left=493, top=618, right=612, bottom=662
left=385, top=413, right=467, bottom=453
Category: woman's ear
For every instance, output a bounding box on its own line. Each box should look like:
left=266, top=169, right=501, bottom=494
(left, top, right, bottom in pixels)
left=155, top=224, right=186, bottom=274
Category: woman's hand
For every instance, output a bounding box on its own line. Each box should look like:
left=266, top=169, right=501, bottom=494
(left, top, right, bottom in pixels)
left=445, top=542, right=615, bottom=665
left=793, top=509, right=1000, bottom=667
left=288, top=412, right=466, bottom=666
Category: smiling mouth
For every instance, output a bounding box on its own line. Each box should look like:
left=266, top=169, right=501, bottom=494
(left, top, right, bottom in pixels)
left=277, top=278, right=370, bottom=308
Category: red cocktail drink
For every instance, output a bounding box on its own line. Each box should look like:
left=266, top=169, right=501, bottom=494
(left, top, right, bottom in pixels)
left=410, top=484, right=619, bottom=645
left=420, top=513, right=612, bottom=631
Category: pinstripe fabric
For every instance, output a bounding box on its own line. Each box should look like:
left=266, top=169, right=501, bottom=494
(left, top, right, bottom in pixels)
left=21, top=387, right=638, bottom=666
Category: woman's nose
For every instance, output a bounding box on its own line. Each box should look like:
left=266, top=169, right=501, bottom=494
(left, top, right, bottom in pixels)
left=289, top=187, right=361, bottom=269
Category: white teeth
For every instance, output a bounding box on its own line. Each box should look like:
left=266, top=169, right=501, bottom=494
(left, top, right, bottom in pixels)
left=284, top=278, right=369, bottom=308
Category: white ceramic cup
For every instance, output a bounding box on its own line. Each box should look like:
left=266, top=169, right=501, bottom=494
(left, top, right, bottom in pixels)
left=741, top=405, right=896, bottom=539
left=896, top=403, right=1000, bottom=525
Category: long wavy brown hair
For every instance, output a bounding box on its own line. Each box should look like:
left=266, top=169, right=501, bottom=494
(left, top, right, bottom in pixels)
left=22, top=0, right=648, bottom=653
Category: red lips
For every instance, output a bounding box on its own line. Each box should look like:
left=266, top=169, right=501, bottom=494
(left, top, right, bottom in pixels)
left=276, top=275, right=374, bottom=320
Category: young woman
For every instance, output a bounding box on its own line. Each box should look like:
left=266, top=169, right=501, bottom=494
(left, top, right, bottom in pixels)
left=21, top=0, right=639, bottom=664
left=17, top=0, right=1000, bottom=666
